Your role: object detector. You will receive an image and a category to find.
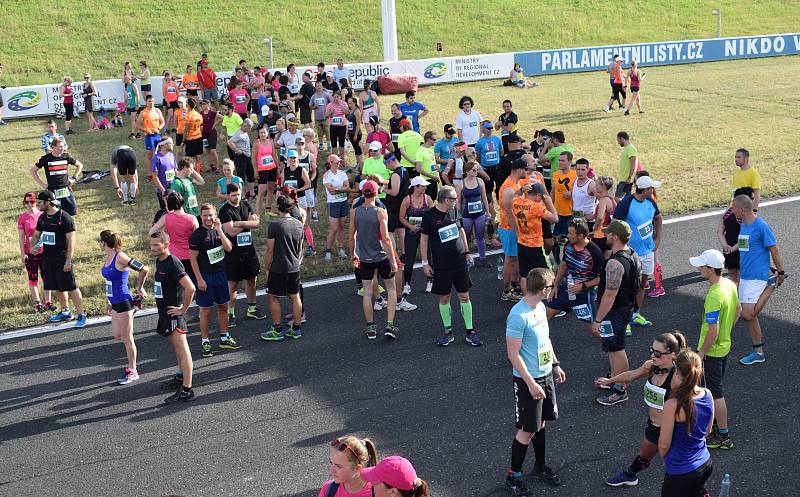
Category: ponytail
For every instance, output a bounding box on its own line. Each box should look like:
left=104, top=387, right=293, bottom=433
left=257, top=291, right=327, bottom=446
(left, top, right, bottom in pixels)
left=654, top=330, right=686, bottom=356
left=398, top=479, right=430, bottom=497
left=362, top=438, right=378, bottom=467
left=672, top=350, right=703, bottom=434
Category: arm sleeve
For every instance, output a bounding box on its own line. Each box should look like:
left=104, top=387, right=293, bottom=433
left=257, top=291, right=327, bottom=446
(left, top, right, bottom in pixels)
left=613, top=194, right=632, bottom=220
left=704, top=294, right=722, bottom=324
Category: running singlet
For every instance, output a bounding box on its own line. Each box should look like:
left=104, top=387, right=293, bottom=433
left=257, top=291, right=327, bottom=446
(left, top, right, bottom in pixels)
left=182, top=73, right=200, bottom=90
left=164, top=81, right=179, bottom=102
left=405, top=195, right=430, bottom=231
left=643, top=367, right=675, bottom=410
left=141, top=107, right=161, bottom=134
left=101, top=252, right=133, bottom=305
left=282, top=166, right=305, bottom=191
left=461, top=182, right=484, bottom=217
left=497, top=177, right=517, bottom=230
left=186, top=111, right=203, bottom=140
left=255, top=140, right=276, bottom=171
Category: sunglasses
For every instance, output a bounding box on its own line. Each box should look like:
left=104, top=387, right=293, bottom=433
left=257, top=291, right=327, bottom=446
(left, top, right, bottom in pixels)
left=543, top=284, right=555, bottom=290
left=24, top=200, right=35, bottom=205
left=443, top=196, right=457, bottom=201
left=649, top=346, right=669, bottom=358
left=331, top=439, right=359, bottom=461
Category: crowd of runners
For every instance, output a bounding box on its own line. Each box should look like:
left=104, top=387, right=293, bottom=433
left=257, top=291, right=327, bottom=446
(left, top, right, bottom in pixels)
left=14, top=54, right=787, bottom=497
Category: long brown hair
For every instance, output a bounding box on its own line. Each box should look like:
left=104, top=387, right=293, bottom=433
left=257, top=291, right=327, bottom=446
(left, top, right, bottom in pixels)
left=672, top=350, right=703, bottom=433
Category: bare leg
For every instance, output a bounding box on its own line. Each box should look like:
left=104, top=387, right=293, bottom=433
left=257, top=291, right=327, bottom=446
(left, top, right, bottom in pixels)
left=362, top=276, right=374, bottom=323
left=69, top=288, right=84, bottom=314
left=384, top=275, right=397, bottom=324
left=169, top=332, right=193, bottom=388
left=199, top=306, right=212, bottom=339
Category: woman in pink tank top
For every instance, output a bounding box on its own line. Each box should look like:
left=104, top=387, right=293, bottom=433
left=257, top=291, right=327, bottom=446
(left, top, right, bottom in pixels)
left=251, top=127, right=280, bottom=216
left=148, top=191, right=199, bottom=272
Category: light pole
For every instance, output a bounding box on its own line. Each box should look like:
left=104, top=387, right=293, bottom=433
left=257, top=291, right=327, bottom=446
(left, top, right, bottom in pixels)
left=380, top=0, right=398, bottom=62
left=264, top=37, right=274, bottom=69
left=712, top=10, right=722, bottom=38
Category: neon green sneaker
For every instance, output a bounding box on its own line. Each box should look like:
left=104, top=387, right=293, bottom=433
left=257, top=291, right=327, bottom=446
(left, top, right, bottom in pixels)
left=630, top=313, right=652, bottom=327
left=260, top=327, right=284, bottom=341
left=625, top=324, right=633, bottom=337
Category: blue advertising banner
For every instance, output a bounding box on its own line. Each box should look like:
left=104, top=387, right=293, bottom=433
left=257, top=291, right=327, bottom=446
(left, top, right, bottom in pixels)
left=515, top=33, right=800, bottom=75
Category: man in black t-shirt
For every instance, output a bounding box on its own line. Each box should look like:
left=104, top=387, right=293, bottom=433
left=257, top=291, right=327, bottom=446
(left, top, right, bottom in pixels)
left=261, top=195, right=306, bottom=341
left=150, top=231, right=197, bottom=404
left=31, top=190, right=86, bottom=327
left=495, top=99, right=519, bottom=154
left=189, top=203, right=239, bottom=358
left=297, top=72, right=316, bottom=127
left=420, top=186, right=482, bottom=348
left=219, top=183, right=265, bottom=325
left=30, top=138, right=83, bottom=215
left=495, top=135, right=525, bottom=201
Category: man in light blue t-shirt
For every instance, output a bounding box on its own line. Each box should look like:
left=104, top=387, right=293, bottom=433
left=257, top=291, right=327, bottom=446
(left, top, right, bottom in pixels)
left=398, top=91, right=428, bottom=133
left=434, top=124, right=458, bottom=172
left=504, top=267, right=565, bottom=494
left=731, top=194, right=786, bottom=366
left=613, top=175, right=662, bottom=328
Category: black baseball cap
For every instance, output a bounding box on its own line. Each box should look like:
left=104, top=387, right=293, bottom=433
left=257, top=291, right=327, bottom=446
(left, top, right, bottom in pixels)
left=507, top=134, right=522, bottom=143
left=511, top=158, right=527, bottom=170
left=443, top=124, right=455, bottom=134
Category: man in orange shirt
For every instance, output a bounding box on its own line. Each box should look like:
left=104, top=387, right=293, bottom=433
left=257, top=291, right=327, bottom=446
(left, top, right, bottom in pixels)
left=512, top=181, right=558, bottom=290
left=136, top=95, right=165, bottom=164
left=551, top=151, right=577, bottom=260
left=183, top=99, right=204, bottom=174
left=498, top=159, right=528, bottom=301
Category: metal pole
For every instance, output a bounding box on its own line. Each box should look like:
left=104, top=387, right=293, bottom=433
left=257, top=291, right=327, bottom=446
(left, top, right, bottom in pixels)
left=712, top=10, right=721, bottom=38
left=268, top=37, right=274, bottom=69
left=381, top=0, right=399, bottom=61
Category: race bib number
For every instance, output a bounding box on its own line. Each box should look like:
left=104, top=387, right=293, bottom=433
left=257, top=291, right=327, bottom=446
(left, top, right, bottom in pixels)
left=599, top=320, right=614, bottom=338
left=202, top=138, right=209, bottom=148
left=538, top=344, right=553, bottom=368
left=573, top=210, right=585, bottom=219
left=334, top=191, right=348, bottom=201
left=167, top=87, right=177, bottom=94
left=261, top=156, right=274, bottom=167
left=643, top=382, right=667, bottom=410
left=284, top=179, right=298, bottom=189
left=737, top=234, right=749, bottom=252
left=165, top=170, right=175, bottom=182
left=235, top=95, right=246, bottom=104
left=542, top=167, right=552, bottom=180
left=105, top=280, right=113, bottom=297
left=288, top=83, right=300, bottom=93
left=467, top=201, right=483, bottom=214
left=314, top=98, right=326, bottom=106
left=572, top=303, right=592, bottom=321
left=236, top=232, right=252, bottom=247
left=484, top=151, right=498, bottom=162
left=409, top=216, right=422, bottom=226
left=154, top=281, right=163, bottom=299
left=332, top=116, right=344, bottom=125
left=347, top=121, right=354, bottom=131
left=468, top=121, right=477, bottom=128
left=54, top=187, right=70, bottom=199
left=41, top=231, right=56, bottom=246
left=207, top=245, right=225, bottom=264
left=268, top=125, right=278, bottom=135
left=438, top=223, right=459, bottom=243
left=501, top=130, right=509, bottom=136
left=637, top=220, right=654, bottom=240
left=391, top=133, right=400, bottom=142
left=187, top=195, right=198, bottom=209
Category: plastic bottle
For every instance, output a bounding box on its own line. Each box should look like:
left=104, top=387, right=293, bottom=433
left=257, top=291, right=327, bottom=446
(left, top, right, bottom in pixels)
left=718, top=474, right=731, bottom=497
left=497, top=256, right=504, bottom=280
left=567, top=273, right=576, bottom=301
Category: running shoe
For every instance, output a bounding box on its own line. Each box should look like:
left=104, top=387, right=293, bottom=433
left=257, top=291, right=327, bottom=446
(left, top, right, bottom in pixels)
left=624, top=109, right=630, bottom=116
left=219, top=335, right=241, bottom=349
left=164, top=388, right=195, bottom=405
left=285, top=326, right=302, bottom=340
left=117, top=368, right=140, bottom=385
left=338, top=248, right=347, bottom=258
left=532, top=464, right=561, bottom=487
left=228, top=315, right=237, bottom=328
left=45, top=301, right=57, bottom=312
left=324, top=251, right=332, bottom=262
left=129, top=196, right=137, bottom=205
left=767, top=272, right=789, bottom=286
left=437, top=331, right=454, bottom=346
left=366, top=324, right=378, bottom=340
left=504, top=474, right=532, bottom=497
left=50, top=310, right=74, bottom=322
left=707, top=432, right=733, bottom=449
left=373, top=298, right=388, bottom=311
left=311, top=211, right=319, bottom=222
left=511, top=288, right=524, bottom=301
left=384, top=324, right=398, bottom=339
left=465, top=331, right=483, bottom=346
left=34, top=302, right=44, bottom=313
left=160, top=375, right=183, bottom=391
left=625, top=324, right=632, bottom=337
left=554, top=311, right=567, bottom=318
left=261, top=327, right=285, bottom=341
left=402, top=283, right=412, bottom=295
left=596, top=390, right=629, bottom=406
left=247, top=308, right=267, bottom=320
left=739, top=351, right=765, bottom=365
left=603, top=106, right=610, bottom=113
left=378, top=284, right=385, bottom=293
left=283, top=312, right=307, bottom=324
left=605, top=471, right=638, bottom=487
left=357, top=286, right=364, bottom=296
left=201, top=341, right=213, bottom=357
left=0, top=120, right=7, bottom=126
left=646, top=286, right=666, bottom=298
left=305, top=246, right=316, bottom=257
left=501, top=290, right=514, bottom=301
left=65, top=129, right=75, bottom=135
left=425, top=280, right=433, bottom=293
left=74, top=314, right=87, bottom=328
left=397, top=298, right=417, bottom=311
left=630, top=313, right=652, bottom=327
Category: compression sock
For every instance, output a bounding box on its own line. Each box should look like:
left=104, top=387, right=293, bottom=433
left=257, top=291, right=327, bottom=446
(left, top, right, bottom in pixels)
left=129, top=182, right=137, bottom=199
left=120, top=183, right=129, bottom=201
left=304, top=226, right=314, bottom=249
left=438, top=303, right=452, bottom=329
left=627, top=455, right=651, bottom=475
left=532, top=428, right=546, bottom=469
left=460, top=300, right=473, bottom=330
left=510, top=438, right=529, bottom=474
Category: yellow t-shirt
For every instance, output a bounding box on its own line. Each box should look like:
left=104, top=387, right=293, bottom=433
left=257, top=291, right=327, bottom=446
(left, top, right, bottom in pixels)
left=732, top=167, right=761, bottom=190
left=552, top=169, right=577, bottom=217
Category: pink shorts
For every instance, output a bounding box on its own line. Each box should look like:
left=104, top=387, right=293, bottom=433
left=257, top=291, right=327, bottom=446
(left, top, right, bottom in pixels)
left=362, top=106, right=378, bottom=124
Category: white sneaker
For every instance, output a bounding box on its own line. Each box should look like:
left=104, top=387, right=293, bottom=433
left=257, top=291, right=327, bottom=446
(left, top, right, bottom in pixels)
left=603, top=106, right=610, bottom=113
left=373, top=298, right=387, bottom=311
left=397, top=298, right=418, bottom=311
left=324, top=251, right=332, bottom=262
left=338, top=248, right=347, bottom=258
left=403, top=283, right=412, bottom=295
left=620, top=106, right=627, bottom=113
left=425, top=280, right=433, bottom=293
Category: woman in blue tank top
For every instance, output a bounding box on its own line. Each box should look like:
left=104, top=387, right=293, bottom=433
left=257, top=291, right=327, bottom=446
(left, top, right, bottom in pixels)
left=100, top=230, right=149, bottom=386
left=455, top=161, right=494, bottom=267
left=658, top=350, right=714, bottom=497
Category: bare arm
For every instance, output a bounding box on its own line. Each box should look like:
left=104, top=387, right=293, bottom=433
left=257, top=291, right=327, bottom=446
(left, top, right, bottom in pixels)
left=348, top=208, right=357, bottom=259
left=18, top=229, right=27, bottom=260
left=189, top=168, right=205, bottom=186
left=502, top=189, right=515, bottom=233
left=658, top=399, right=677, bottom=458
left=542, top=194, right=558, bottom=223
left=653, top=214, right=663, bottom=250
left=599, top=359, right=653, bottom=386
left=594, top=259, right=623, bottom=322
left=753, top=189, right=761, bottom=209
left=65, top=231, right=76, bottom=262
left=148, top=215, right=167, bottom=235
left=263, top=238, right=275, bottom=273
left=30, top=164, right=47, bottom=189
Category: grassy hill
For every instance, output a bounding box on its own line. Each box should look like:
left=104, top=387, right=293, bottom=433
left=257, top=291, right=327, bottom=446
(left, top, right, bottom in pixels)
left=1, top=0, right=799, bottom=86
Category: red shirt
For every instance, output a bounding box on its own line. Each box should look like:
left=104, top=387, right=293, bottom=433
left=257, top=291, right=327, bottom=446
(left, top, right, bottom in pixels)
left=366, top=130, right=391, bottom=153
left=18, top=211, right=42, bottom=254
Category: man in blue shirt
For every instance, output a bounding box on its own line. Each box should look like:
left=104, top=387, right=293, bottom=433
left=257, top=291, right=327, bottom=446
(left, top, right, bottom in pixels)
left=505, top=268, right=565, bottom=495
left=41, top=120, right=68, bottom=153
left=434, top=124, right=458, bottom=173
left=398, top=91, right=428, bottom=133
left=731, top=194, right=786, bottom=365
left=475, top=121, right=503, bottom=201
left=613, top=175, right=662, bottom=330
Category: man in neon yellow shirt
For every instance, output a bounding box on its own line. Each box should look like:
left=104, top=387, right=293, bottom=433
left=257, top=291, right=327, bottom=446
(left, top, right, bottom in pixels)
left=732, top=148, right=761, bottom=209
left=221, top=103, right=243, bottom=161
left=615, top=131, right=638, bottom=199
left=415, top=131, right=440, bottom=198
left=362, top=141, right=391, bottom=199
left=397, top=118, right=423, bottom=172
left=690, top=249, right=740, bottom=451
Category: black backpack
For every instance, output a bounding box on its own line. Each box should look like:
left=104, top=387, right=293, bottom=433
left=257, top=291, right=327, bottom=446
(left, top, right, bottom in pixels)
left=325, top=482, right=340, bottom=497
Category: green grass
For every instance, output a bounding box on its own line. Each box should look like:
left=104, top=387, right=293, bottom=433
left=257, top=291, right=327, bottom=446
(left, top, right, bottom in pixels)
left=1, top=0, right=800, bottom=86
left=1, top=55, right=799, bottom=330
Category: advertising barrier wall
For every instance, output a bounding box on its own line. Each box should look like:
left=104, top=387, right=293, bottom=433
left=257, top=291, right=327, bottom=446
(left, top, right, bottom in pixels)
left=2, top=33, right=797, bottom=120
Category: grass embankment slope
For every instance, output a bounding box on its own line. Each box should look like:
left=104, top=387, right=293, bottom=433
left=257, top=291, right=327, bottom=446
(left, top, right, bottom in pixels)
left=1, top=0, right=800, bottom=85
left=1, top=56, right=799, bottom=330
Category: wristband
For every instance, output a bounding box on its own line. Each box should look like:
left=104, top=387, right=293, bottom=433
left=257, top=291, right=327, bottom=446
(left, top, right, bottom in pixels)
left=594, top=319, right=603, bottom=324
left=552, top=363, right=560, bottom=368
left=422, top=260, right=429, bottom=265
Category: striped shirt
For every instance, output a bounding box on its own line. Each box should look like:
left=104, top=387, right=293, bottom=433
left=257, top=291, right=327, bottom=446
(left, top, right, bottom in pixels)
left=563, top=241, right=603, bottom=283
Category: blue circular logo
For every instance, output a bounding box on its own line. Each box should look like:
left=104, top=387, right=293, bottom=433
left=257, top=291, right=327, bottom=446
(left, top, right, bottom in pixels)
left=423, top=62, right=447, bottom=79
left=7, top=90, right=42, bottom=111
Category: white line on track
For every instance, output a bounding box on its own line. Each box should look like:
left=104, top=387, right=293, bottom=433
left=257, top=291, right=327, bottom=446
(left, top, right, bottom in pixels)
left=3, top=195, right=798, bottom=341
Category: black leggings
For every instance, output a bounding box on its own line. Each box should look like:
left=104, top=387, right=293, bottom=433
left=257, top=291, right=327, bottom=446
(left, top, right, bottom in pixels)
left=349, top=132, right=363, bottom=155
left=402, top=232, right=431, bottom=284
left=661, top=460, right=712, bottom=497
left=330, top=125, right=346, bottom=148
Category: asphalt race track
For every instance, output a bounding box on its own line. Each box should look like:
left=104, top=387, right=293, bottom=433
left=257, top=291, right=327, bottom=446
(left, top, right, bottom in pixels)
left=2, top=199, right=798, bottom=497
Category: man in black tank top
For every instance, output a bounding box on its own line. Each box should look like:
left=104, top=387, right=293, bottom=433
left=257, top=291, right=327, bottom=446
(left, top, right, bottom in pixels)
left=382, top=153, right=418, bottom=313
left=593, top=220, right=642, bottom=406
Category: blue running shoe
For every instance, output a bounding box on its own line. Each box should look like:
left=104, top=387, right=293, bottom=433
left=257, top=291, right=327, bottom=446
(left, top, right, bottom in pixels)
left=767, top=272, right=788, bottom=286
left=74, top=314, right=87, bottom=328
left=50, top=310, right=74, bottom=323
left=465, top=331, right=483, bottom=346
left=437, top=331, right=454, bottom=346
left=606, top=471, right=639, bottom=487
left=739, top=351, right=765, bottom=365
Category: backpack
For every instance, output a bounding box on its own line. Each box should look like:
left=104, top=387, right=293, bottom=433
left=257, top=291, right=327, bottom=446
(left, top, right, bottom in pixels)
left=325, top=482, right=340, bottom=497
left=612, top=248, right=642, bottom=302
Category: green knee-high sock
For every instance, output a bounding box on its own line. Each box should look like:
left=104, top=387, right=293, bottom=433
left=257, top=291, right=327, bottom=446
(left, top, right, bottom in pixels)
left=438, top=303, right=452, bottom=330
left=460, top=300, right=473, bottom=330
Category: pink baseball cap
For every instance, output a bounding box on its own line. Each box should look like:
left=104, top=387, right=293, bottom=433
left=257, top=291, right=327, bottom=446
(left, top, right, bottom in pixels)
left=361, top=456, right=418, bottom=491
left=361, top=180, right=379, bottom=195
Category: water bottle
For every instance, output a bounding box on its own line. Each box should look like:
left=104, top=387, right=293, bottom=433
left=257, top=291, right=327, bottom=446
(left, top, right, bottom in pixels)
left=718, top=474, right=731, bottom=497
left=567, top=273, right=576, bottom=301
left=497, top=256, right=504, bottom=280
